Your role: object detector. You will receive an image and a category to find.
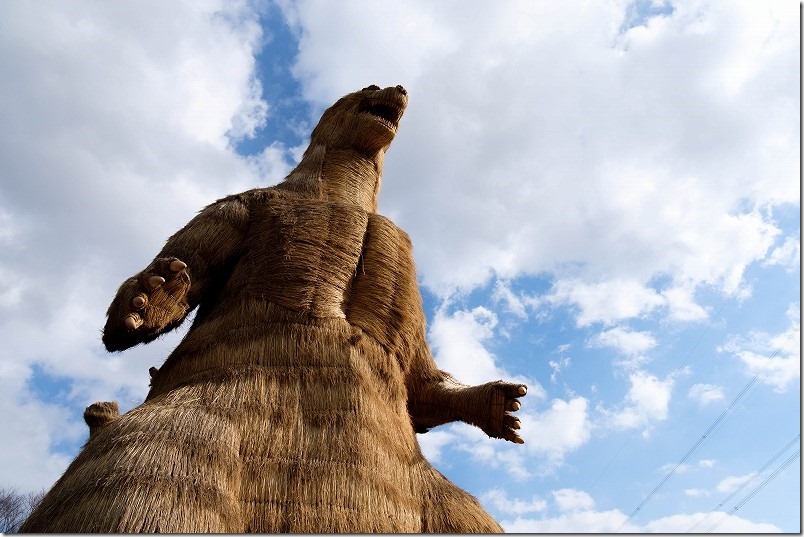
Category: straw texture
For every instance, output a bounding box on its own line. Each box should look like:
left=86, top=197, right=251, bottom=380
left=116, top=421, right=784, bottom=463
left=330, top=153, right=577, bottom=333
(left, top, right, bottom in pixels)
left=83, top=401, right=120, bottom=440
left=21, top=85, right=525, bottom=533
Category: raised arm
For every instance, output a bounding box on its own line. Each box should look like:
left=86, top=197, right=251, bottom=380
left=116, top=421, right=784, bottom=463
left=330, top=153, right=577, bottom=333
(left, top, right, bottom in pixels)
left=102, top=194, right=250, bottom=351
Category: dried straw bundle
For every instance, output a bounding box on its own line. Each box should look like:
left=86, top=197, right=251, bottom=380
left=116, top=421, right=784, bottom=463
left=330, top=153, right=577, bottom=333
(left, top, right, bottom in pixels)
left=21, top=86, right=523, bottom=533
left=83, top=401, right=120, bottom=439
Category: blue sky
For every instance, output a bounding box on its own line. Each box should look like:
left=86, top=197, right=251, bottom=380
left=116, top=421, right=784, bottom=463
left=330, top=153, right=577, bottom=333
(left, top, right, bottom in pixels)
left=0, top=0, right=799, bottom=532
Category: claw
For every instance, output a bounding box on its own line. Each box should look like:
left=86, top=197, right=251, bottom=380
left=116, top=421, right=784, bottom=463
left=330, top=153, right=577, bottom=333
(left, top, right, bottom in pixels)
left=512, top=419, right=521, bottom=430
left=124, top=314, right=142, bottom=330
left=170, top=260, right=187, bottom=272
left=149, top=275, right=166, bottom=289
left=508, top=400, right=521, bottom=411
left=132, top=295, right=147, bottom=308
left=518, top=385, right=527, bottom=396
left=514, top=436, right=525, bottom=444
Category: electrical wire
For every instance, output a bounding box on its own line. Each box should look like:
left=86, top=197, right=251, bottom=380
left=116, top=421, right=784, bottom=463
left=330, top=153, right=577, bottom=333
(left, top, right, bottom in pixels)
left=594, top=205, right=798, bottom=523
left=589, top=432, right=636, bottom=492
left=584, top=202, right=798, bottom=495
left=589, top=300, right=729, bottom=492
left=705, top=449, right=800, bottom=533
left=615, top=323, right=800, bottom=532
left=685, top=433, right=800, bottom=533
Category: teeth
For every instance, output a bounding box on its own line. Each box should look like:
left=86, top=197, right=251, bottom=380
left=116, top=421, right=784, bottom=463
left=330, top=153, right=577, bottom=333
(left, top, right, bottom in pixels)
left=370, top=104, right=399, bottom=122
left=360, top=111, right=397, bottom=131
left=359, top=99, right=403, bottom=128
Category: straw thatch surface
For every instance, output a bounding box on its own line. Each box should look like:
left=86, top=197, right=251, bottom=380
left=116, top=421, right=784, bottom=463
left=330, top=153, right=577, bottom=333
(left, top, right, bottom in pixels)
left=83, top=401, right=120, bottom=440
left=21, top=85, right=525, bottom=533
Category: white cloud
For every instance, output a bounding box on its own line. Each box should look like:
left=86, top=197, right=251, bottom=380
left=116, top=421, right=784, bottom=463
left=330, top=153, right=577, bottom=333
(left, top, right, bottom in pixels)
left=716, top=472, right=757, bottom=494
left=764, top=236, right=800, bottom=272
left=0, top=0, right=268, bottom=491
left=718, top=314, right=801, bottom=393
left=503, top=508, right=780, bottom=534
left=491, top=280, right=534, bottom=319
left=685, top=488, right=708, bottom=497
left=428, top=306, right=501, bottom=386
left=496, top=486, right=782, bottom=533
left=442, top=395, right=591, bottom=479
left=659, top=457, right=715, bottom=476
left=785, top=302, right=801, bottom=325
left=641, top=511, right=780, bottom=533
left=688, top=383, right=725, bottom=406
left=602, top=370, right=674, bottom=433
left=481, top=488, right=547, bottom=515
left=502, top=508, right=638, bottom=533
left=521, top=397, right=592, bottom=464
left=0, top=0, right=270, bottom=311
left=0, top=208, right=20, bottom=245
left=549, top=356, right=571, bottom=384
left=0, top=360, right=83, bottom=491
left=734, top=349, right=802, bottom=393
left=548, top=279, right=665, bottom=327
left=416, top=429, right=456, bottom=465
left=446, top=423, right=533, bottom=481
left=428, top=305, right=539, bottom=390
left=622, top=370, right=673, bottom=424
left=281, top=0, right=797, bottom=331
left=589, top=326, right=657, bottom=358
left=246, top=141, right=296, bottom=183
left=552, top=488, right=596, bottom=512
left=661, top=285, right=709, bottom=322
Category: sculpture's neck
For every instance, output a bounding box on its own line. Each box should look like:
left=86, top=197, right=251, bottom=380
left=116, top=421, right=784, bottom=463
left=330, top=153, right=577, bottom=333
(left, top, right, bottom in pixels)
left=278, top=143, right=384, bottom=213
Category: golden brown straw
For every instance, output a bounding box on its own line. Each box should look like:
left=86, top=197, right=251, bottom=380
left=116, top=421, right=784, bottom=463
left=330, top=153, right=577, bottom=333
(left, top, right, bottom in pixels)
left=21, top=85, right=526, bottom=533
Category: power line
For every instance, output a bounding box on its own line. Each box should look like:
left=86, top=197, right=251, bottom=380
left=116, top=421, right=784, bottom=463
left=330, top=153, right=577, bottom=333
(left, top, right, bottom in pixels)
left=705, top=449, right=800, bottom=533
left=589, top=432, right=636, bottom=492
left=591, top=204, right=799, bottom=512
left=589, top=299, right=730, bottom=492
left=586, top=201, right=798, bottom=493
left=615, top=323, right=800, bottom=532
left=685, top=433, right=800, bottom=533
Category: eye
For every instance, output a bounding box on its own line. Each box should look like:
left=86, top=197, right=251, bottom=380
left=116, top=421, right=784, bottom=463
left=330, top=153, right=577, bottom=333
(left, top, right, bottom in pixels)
left=362, top=84, right=381, bottom=91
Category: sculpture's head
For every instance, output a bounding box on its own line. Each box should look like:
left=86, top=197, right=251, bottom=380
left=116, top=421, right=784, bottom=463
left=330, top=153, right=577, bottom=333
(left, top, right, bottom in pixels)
left=309, top=84, right=408, bottom=157
left=279, top=84, right=408, bottom=211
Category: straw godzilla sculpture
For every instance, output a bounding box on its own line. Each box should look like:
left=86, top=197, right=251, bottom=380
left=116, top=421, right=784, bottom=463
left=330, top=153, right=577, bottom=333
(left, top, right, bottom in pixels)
left=21, top=85, right=528, bottom=533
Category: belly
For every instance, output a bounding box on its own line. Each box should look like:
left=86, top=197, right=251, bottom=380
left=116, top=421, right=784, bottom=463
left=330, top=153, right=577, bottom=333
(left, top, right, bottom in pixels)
left=146, top=305, right=422, bottom=531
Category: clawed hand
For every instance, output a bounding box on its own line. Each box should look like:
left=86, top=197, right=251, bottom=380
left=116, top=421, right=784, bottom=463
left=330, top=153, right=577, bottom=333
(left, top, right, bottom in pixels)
left=103, top=257, right=190, bottom=351
left=491, top=381, right=527, bottom=444
left=123, top=258, right=189, bottom=330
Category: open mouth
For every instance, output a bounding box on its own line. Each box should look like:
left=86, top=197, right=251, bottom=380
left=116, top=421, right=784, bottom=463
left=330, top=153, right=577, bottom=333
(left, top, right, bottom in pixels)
left=359, top=100, right=404, bottom=131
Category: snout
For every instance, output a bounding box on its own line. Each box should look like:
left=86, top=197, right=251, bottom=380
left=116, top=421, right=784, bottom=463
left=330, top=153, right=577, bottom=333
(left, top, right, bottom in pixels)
left=358, top=85, right=408, bottom=132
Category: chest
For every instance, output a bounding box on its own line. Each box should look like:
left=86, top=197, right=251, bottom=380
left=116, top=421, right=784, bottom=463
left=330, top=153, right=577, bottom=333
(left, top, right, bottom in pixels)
left=240, top=197, right=425, bottom=357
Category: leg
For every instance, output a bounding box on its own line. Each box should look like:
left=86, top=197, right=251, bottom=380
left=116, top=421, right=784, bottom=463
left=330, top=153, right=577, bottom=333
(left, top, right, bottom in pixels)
left=21, top=396, right=243, bottom=533
left=419, top=463, right=503, bottom=533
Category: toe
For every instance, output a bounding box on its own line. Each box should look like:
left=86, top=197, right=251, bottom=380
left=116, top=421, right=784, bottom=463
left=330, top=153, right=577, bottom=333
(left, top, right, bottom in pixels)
left=148, top=275, right=166, bottom=289
left=124, top=314, right=142, bottom=330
